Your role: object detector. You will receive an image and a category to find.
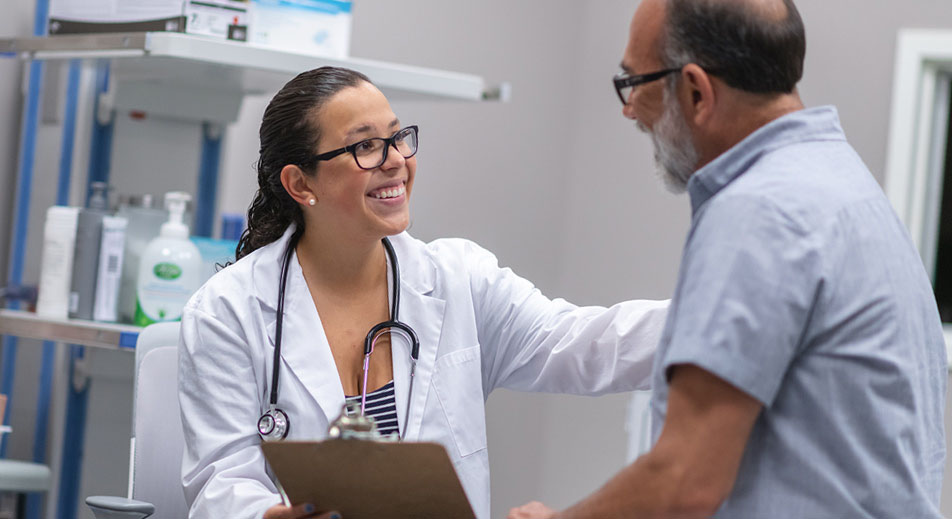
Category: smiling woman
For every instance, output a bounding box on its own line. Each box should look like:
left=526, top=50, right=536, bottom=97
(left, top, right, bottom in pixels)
left=176, top=66, right=669, bottom=519
left=286, top=80, right=416, bottom=246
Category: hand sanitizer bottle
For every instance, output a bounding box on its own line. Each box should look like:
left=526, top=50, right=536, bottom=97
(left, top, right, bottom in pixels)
left=134, top=192, right=202, bottom=326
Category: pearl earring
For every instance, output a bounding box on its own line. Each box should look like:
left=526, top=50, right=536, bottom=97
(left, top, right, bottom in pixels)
left=308, top=198, right=316, bottom=206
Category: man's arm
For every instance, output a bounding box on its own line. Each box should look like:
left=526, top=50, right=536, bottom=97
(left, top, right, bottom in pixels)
left=510, top=364, right=763, bottom=519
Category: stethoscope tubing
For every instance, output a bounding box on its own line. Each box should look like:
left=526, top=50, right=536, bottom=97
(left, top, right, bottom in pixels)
left=363, top=324, right=419, bottom=439
left=263, top=233, right=420, bottom=441
left=268, top=231, right=298, bottom=409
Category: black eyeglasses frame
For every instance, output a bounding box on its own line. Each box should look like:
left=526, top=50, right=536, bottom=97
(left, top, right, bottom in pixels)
left=304, top=125, right=420, bottom=170
left=613, top=68, right=682, bottom=105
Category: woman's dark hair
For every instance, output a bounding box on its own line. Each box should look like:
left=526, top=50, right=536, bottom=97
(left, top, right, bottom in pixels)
left=235, top=66, right=372, bottom=260
left=662, top=0, right=805, bottom=94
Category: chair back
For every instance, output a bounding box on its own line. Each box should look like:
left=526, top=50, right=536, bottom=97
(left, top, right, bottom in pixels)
left=131, top=322, right=188, bottom=518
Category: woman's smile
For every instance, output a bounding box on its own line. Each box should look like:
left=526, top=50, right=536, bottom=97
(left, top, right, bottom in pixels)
left=367, top=180, right=408, bottom=204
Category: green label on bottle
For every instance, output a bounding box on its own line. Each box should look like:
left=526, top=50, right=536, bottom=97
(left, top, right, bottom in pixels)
left=134, top=299, right=156, bottom=327
left=153, top=262, right=182, bottom=280
left=134, top=298, right=182, bottom=327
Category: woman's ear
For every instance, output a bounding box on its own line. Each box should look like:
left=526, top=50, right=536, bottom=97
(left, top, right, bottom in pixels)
left=280, top=164, right=317, bottom=206
left=680, top=64, right=716, bottom=128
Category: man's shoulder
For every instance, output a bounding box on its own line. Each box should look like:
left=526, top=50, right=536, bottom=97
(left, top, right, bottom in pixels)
left=717, top=137, right=880, bottom=232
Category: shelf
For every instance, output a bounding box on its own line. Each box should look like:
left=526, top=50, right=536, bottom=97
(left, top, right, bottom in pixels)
left=0, top=309, right=141, bottom=351
left=0, top=32, right=509, bottom=103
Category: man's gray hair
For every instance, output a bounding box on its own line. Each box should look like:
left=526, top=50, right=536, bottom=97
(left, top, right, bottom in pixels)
left=660, top=0, right=806, bottom=94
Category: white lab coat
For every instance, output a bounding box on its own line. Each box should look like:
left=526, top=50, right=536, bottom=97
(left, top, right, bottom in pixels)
left=179, top=226, right=667, bottom=519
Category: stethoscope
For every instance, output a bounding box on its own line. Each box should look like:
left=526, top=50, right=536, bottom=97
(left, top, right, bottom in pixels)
left=257, top=233, right=420, bottom=442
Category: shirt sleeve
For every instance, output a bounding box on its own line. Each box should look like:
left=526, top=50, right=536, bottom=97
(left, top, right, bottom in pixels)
left=661, top=195, right=823, bottom=407
left=179, top=304, right=281, bottom=519
left=457, top=239, right=668, bottom=395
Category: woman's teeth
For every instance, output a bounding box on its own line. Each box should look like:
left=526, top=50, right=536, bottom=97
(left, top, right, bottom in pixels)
left=372, top=185, right=406, bottom=199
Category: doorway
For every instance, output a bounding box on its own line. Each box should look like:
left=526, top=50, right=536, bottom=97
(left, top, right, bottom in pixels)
left=934, top=85, right=952, bottom=323
left=883, top=29, right=952, bottom=344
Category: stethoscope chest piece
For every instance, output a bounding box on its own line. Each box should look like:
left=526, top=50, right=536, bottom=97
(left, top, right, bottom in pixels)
left=258, top=406, right=289, bottom=442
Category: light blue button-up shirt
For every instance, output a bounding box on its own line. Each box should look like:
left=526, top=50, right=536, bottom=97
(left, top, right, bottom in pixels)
left=651, top=106, right=946, bottom=518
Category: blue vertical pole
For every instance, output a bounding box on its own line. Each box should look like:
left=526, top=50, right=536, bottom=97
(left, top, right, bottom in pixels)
left=56, top=60, right=113, bottom=519
left=195, top=122, right=222, bottom=238
left=0, top=0, right=49, bottom=458
left=56, top=347, right=87, bottom=519
left=55, top=62, right=81, bottom=205
left=86, top=63, right=113, bottom=185
left=24, top=59, right=81, bottom=519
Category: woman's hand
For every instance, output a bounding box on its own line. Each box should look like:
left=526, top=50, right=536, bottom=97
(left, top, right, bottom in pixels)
left=508, top=501, right=558, bottom=519
left=263, top=503, right=341, bottom=519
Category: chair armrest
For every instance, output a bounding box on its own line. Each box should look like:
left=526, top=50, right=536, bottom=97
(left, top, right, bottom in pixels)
left=86, top=495, right=156, bottom=519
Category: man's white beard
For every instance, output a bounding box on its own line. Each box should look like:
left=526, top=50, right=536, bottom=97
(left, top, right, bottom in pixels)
left=641, top=89, right=698, bottom=194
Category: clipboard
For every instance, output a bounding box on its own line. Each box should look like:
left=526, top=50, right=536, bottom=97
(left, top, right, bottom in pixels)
left=262, top=440, right=476, bottom=519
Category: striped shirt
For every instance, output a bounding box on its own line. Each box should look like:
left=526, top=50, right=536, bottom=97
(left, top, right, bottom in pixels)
left=345, top=380, right=399, bottom=436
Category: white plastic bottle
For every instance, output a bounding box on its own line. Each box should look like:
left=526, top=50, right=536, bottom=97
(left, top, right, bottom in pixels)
left=36, top=206, right=80, bottom=319
left=134, top=192, right=201, bottom=326
left=93, top=215, right=128, bottom=322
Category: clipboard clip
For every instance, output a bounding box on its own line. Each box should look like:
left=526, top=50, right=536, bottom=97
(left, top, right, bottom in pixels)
left=327, top=402, right=398, bottom=442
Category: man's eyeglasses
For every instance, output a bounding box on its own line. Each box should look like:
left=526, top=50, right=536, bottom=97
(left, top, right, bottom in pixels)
left=613, top=68, right=681, bottom=106
left=307, top=125, right=419, bottom=170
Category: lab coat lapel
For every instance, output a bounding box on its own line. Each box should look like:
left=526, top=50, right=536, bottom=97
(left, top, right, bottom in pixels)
left=389, top=235, right=444, bottom=442
left=265, top=251, right=345, bottom=428
left=392, top=281, right=444, bottom=442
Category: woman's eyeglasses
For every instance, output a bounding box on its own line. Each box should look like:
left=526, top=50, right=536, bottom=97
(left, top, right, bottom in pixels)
left=307, top=125, right=419, bottom=170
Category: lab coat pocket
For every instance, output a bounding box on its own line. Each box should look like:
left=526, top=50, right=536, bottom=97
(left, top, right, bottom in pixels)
left=432, top=345, right=488, bottom=458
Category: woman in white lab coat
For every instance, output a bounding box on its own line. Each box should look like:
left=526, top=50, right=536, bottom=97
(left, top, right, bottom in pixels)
left=178, top=66, right=667, bottom=519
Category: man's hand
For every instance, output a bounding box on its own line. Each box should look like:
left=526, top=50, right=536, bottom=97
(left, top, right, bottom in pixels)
left=263, top=503, right=341, bottom=519
left=508, top=501, right=558, bottom=519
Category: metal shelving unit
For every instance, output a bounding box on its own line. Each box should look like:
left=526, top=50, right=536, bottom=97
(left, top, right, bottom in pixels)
left=0, top=310, right=140, bottom=351
left=0, top=27, right=509, bottom=519
left=0, top=31, right=510, bottom=105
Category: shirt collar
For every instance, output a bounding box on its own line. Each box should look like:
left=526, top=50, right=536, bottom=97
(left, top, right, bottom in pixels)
left=686, top=105, right=847, bottom=215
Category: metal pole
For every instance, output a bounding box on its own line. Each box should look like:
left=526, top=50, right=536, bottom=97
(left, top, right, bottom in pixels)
left=55, top=59, right=113, bottom=519
left=195, top=122, right=223, bottom=238
left=25, top=58, right=81, bottom=519
left=55, top=346, right=87, bottom=519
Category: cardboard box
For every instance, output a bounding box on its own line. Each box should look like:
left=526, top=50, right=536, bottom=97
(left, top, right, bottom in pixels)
left=49, top=0, right=250, bottom=42
left=249, top=0, right=351, bottom=58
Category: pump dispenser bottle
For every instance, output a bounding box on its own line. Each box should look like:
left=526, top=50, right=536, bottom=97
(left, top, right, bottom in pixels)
left=134, top=192, right=202, bottom=326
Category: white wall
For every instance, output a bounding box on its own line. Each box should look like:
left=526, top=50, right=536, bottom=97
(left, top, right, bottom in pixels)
left=3, top=1, right=952, bottom=519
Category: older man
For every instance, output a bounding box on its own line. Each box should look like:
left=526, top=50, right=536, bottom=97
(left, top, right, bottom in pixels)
left=511, top=0, right=947, bottom=518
